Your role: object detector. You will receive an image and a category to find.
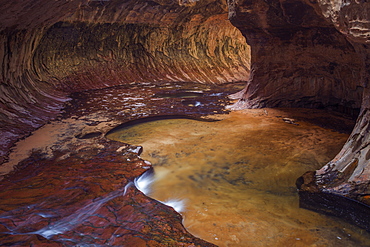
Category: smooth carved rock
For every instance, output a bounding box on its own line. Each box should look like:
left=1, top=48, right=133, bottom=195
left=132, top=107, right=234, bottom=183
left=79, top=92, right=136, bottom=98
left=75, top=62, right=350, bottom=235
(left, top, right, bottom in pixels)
left=2, top=0, right=370, bottom=238
left=0, top=0, right=250, bottom=164
left=228, top=0, right=370, bottom=231
left=0, top=138, right=216, bottom=246
left=310, top=0, right=370, bottom=209
left=298, top=1, right=370, bottom=230
left=228, top=0, right=362, bottom=114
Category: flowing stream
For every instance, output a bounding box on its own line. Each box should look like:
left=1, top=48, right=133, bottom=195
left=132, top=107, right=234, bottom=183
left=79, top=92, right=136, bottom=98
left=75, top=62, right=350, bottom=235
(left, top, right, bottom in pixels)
left=107, top=109, right=370, bottom=247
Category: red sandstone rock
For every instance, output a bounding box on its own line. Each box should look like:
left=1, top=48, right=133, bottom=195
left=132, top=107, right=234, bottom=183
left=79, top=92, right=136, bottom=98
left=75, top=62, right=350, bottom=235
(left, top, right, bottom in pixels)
left=228, top=0, right=362, bottom=114
left=0, top=137, right=216, bottom=246
left=0, top=0, right=250, bottom=163
left=224, top=0, right=370, bottom=232
left=2, top=0, right=370, bottom=239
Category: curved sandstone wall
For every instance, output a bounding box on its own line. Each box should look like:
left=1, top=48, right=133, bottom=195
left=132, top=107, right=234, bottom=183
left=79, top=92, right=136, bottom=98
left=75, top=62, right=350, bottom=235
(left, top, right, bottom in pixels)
left=228, top=0, right=363, bottom=115
left=36, top=20, right=249, bottom=92
left=227, top=0, right=370, bottom=229
left=2, top=0, right=370, bottom=231
left=307, top=1, right=370, bottom=205
left=0, top=0, right=250, bottom=163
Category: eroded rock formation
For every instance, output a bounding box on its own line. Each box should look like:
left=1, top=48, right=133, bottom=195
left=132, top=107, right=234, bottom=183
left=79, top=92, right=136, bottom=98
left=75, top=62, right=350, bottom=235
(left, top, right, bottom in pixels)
left=227, top=0, right=370, bottom=230
left=0, top=0, right=251, bottom=245
left=0, top=0, right=250, bottom=163
left=2, top=0, right=370, bottom=242
left=228, top=0, right=362, bottom=115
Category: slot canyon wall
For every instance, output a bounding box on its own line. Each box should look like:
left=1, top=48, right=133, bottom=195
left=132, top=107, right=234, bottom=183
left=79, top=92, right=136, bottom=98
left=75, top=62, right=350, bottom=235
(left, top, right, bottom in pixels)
left=1, top=0, right=370, bottom=236
left=228, top=0, right=363, bottom=114
left=0, top=0, right=250, bottom=164
left=228, top=0, right=370, bottom=230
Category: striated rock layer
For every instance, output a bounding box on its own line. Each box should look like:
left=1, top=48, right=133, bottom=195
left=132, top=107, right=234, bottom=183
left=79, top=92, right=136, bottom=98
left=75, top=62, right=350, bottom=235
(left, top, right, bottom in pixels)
left=2, top=0, right=370, bottom=239
left=228, top=0, right=370, bottom=231
left=0, top=0, right=250, bottom=164
left=298, top=0, right=370, bottom=231
left=228, top=0, right=362, bottom=115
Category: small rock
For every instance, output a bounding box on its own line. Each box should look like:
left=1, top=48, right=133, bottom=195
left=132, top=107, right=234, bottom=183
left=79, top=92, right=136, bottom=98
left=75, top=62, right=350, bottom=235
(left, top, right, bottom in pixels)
left=282, top=118, right=298, bottom=125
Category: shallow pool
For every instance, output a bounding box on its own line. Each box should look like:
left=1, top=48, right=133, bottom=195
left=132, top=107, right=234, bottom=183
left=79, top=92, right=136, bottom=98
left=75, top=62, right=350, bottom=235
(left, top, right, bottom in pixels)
left=107, top=109, right=370, bottom=246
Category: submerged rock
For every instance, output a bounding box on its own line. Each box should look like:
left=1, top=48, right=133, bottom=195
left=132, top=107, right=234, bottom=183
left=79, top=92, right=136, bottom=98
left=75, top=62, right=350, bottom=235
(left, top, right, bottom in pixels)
left=0, top=81, right=239, bottom=246
left=0, top=137, right=216, bottom=246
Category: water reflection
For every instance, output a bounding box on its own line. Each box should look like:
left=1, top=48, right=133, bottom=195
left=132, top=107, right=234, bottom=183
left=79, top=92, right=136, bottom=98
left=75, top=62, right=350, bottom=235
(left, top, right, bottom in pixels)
left=107, top=109, right=370, bottom=246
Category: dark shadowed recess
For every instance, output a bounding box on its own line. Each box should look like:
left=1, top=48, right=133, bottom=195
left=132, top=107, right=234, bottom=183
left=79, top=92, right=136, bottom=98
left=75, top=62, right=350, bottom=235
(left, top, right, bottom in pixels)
left=106, top=114, right=220, bottom=136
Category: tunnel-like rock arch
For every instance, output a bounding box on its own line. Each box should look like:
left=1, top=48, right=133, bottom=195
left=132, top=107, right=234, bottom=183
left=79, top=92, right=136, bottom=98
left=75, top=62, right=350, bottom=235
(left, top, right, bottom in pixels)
left=1, top=0, right=370, bottom=243
left=0, top=0, right=250, bottom=163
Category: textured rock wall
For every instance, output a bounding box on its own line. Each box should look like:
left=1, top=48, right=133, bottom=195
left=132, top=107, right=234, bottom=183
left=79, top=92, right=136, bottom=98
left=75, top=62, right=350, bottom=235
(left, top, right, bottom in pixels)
left=3, top=0, right=370, bottom=232
left=0, top=28, right=69, bottom=164
left=305, top=1, right=370, bottom=204
left=227, top=0, right=370, bottom=230
left=36, top=19, right=249, bottom=92
left=228, top=0, right=362, bottom=115
left=0, top=0, right=250, bottom=163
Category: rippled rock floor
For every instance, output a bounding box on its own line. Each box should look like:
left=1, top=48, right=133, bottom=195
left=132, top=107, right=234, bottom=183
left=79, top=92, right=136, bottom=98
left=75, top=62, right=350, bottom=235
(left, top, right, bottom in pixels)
left=1, top=81, right=367, bottom=246
left=0, top=81, right=242, bottom=246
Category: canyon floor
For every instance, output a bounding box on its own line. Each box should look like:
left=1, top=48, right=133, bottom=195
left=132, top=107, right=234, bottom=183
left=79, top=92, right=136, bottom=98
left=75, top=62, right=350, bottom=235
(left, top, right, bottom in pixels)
left=1, top=81, right=368, bottom=246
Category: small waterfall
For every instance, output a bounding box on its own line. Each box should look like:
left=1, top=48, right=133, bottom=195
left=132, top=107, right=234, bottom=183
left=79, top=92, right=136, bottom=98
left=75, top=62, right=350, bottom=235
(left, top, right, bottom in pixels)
left=1, top=184, right=133, bottom=239
left=134, top=169, right=186, bottom=213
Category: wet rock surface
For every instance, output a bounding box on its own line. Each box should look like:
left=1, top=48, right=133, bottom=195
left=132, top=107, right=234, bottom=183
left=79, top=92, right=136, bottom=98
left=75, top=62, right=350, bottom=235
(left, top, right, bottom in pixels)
left=0, top=82, right=242, bottom=246
left=226, top=0, right=370, bottom=232
left=2, top=0, right=370, bottom=242
left=0, top=0, right=250, bottom=164
left=61, top=81, right=244, bottom=122
left=0, top=138, right=216, bottom=246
